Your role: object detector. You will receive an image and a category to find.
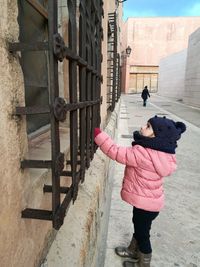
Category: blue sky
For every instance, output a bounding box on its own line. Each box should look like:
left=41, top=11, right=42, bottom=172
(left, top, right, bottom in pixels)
left=123, top=0, right=200, bottom=21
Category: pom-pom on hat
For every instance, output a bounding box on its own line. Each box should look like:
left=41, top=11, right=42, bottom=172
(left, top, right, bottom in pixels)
left=148, top=116, right=186, bottom=141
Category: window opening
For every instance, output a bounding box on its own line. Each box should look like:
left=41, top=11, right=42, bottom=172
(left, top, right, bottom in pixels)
left=17, top=0, right=49, bottom=134
left=9, top=0, right=104, bottom=230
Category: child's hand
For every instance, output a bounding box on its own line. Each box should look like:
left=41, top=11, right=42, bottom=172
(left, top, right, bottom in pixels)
left=94, top=128, right=101, bottom=138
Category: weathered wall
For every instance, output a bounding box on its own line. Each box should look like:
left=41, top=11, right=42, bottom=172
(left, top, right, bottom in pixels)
left=0, top=2, right=55, bottom=267
left=0, top=1, right=122, bottom=267
left=158, top=49, right=187, bottom=99
left=183, top=27, right=200, bottom=108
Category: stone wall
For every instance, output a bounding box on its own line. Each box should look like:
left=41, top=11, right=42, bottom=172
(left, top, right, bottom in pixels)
left=0, top=1, right=122, bottom=267
left=0, top=2, right=56, bottom=267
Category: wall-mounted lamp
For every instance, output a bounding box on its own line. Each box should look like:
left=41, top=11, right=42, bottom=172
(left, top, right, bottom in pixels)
left=125, top=45, right=132, bottom=57
left=121, top=46, right=132, bottom=63
left=121, top=46, right=132, bottom=59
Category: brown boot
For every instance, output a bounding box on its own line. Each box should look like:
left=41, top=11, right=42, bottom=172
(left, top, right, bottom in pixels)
left=122, top=260, right=138, bottom=267
left=122, top=251, right=152, bottom=267
left=128, top=236, right=138, bottom=252
left=115, top=236, right=139, bottom=261
left=138, top=251, right=152, bottom=267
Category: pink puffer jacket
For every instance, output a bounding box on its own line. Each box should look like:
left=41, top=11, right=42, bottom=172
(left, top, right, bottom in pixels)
left=95, top=132, right=177, bottom=212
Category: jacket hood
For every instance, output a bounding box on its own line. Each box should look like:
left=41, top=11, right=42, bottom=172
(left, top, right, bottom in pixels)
left=146, top=148, right=177, bottom=177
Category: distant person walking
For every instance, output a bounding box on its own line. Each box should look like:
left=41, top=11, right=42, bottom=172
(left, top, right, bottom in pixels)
left=141, top=86, right=150, bottom=107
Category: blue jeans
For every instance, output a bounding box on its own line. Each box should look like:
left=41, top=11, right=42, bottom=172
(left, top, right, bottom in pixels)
left=132, top=207, right=159, bottom=254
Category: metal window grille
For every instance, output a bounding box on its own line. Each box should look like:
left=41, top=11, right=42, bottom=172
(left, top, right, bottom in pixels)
left=107, top=12, right=120, bottom=111
left=116, top=53, right=121, bottom=101
left=9, top=0, right=104, bottom=230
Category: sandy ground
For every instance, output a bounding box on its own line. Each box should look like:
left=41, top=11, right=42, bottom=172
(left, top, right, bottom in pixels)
left=103, top=94, right=200, bottom=267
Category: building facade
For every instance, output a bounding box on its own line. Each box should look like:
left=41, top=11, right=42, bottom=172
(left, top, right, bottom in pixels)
left=121, top=17, right=200, bottom=94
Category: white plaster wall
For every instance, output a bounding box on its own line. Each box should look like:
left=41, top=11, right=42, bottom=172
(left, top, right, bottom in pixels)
left=183, top=27, right=200, bottom=108
left=158, top=49, right=187, bottom=99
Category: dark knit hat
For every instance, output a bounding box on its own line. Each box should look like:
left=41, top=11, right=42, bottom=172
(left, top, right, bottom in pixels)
left=148, top=116, right=186, bottom=141
left=132, top=116, right=186, bottom=154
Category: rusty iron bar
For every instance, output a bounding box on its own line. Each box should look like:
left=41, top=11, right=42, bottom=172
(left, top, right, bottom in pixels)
left=68, top=0, right=78, bottom=203
left=101, top=0, right=104, bottom=18
left=66, top=160, right=81, bottom=165
left=90, top=0, right=97, bottom=161
left=98, top=0, right=104, bottom=125
left=53, top=185, right=73, bottom=229
left=48, top=0, right=61, bottom=229
left=25, top=0, right=48, bottom=19
left=61, top=171, right=81, bottom=177
left=15, top=106, right=50, bottom=115
left=8, top=42, right=48, bottom=52
left=21, top=209, right=53, bottom=221
left=79, top=0, right=87, bottom=182
left=93, top=0, right=102, bottom=162
left=52, top=172, right=80, bottom=229
left=85, top=0, right=92, bottom=169
left=43, top=185, right=70, bottom=194
left=53, top=97, right=101, bottom=122
left=21, top=160, right=52, bottom=169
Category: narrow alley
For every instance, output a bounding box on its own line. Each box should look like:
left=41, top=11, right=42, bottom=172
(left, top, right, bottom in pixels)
left=1, top=1, right=200, bottom=267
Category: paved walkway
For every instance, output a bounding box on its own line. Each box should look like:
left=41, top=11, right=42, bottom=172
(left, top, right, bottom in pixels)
left=103, top=94, right=200, bottom=267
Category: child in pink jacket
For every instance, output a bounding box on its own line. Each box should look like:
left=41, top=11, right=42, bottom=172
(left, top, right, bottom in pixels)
left=94, top=115, right=186, bottom=267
